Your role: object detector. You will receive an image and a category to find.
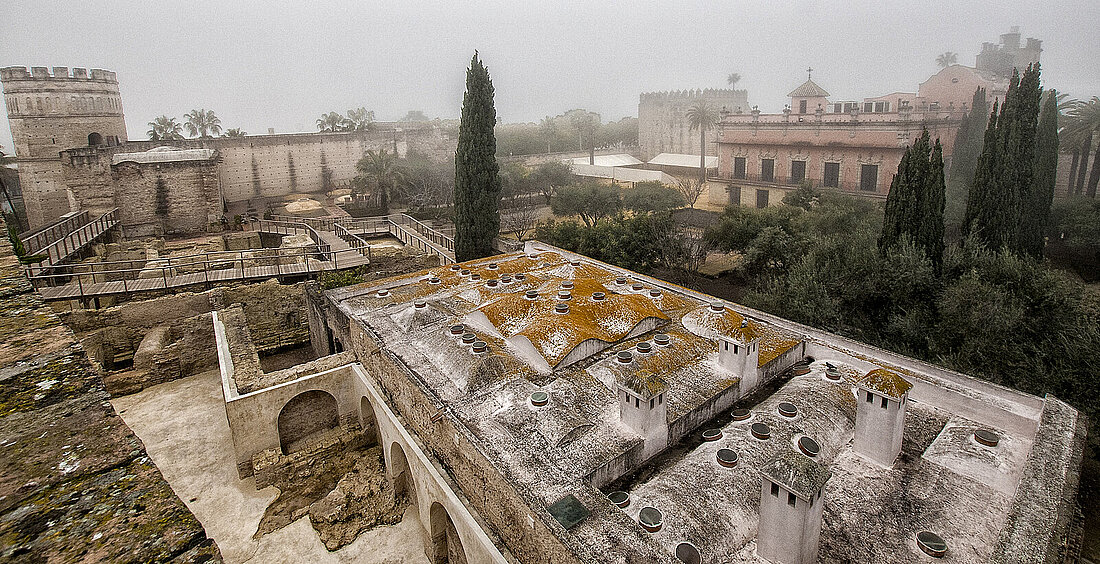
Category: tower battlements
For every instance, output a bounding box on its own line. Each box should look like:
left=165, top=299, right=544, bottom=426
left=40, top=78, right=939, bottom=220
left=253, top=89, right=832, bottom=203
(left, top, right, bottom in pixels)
left=1, top=66, right=117, bottom=83
left=639, top=88, right=745, bottom=102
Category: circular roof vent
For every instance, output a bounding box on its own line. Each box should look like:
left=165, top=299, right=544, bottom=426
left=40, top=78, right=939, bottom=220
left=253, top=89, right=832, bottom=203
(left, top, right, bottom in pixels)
left=716, top=448, right=738, bottom=468
left=460, top=269, right=471, bottom=276
left=487, top=262, right=498, bottom=270
left=592, top=291, right=606, bottom=301
left=429, top=277, right=442, bottom=285
left=616, top=351, right=633, bottom=364
left=751, top=422, right=771, bottom=440
left=916, top=531, right=948, bottom=558
left=778, top=402, right=798, bottom=418
left=824, top=363, right=842, bottom=380
left=461, top=332, right=477, bottom=344
left=530, top=391, right=549, bottom=407
left=526, top=290, right=539, bottom=300
left=450, top=264, right=461, bottom=271
left=709, top=302, right=725, bottom=313
left=561, top=281, right=574, bottom=289
left=486, top=279, right=498, bottom=287
left=731, top=408, right=751, bottom=421
left=514, top=273, right=526, bottom=281
left=471, top=273, right=481, bottom=281
left=649, top=289, right=662, bottom=298
left=675, top=542, right=702, bottom=564
left=974, top=430, right=1000, bottom=447
left=414, top=300, right=427, bottom=309
left=471, top=341, right=488, bottom=354
left=798, top=436, right=821, bottom=457
left=615, top=277, right=627, bottom=285
left=554, top=303, right=569, bottom=314
left=608, top=490, right=630, bottom=508
left=558, top=290, right=572, bottom=300
left=570, top=260, right=580, bottom=266
left=376, top=289, right=389, bottom=297
left=449, top=324, right=465, bottom=335
left=638, top=507, right=662, bottom=533
left=702, top=428, right=722, bottom=442
left=631, top=283, right=644, bottom=291
left=501, top=274, right=513, bottom=283
left=654, top=333, right=671, bottom=346
left=636, top=342, right=652, bottom=354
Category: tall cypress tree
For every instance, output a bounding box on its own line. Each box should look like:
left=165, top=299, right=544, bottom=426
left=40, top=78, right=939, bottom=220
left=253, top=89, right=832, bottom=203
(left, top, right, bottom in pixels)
left=963, top=64, right=1044, bottom=254
left=949, top=87, right=989, bottom=184
left=454, top=52, right=502, bottom=262
left=1020, top=90, right=1059, bottom=257
left=880, top=129, right=946, bottom=268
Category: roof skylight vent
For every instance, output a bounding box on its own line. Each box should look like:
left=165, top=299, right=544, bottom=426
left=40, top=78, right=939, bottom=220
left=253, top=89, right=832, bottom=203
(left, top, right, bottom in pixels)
left=608, top=491, right=630, bottom=508
left=462, top=332, right=477, bottom=344
left=798, top=436, right=821, bottom=457
left=974, top=430, right=1000, bottom=447
left=675, top=542, right=702, bottom=564
left=636, top=341, right=652, bottom=354
left=654, top=333, right=671, bottom=346
left=449, top=324, right=465, bottom=336
left=501, top=274, right=513, bottom=283
left=592, top=291, right=606, bottom=301
left=525, top=290, right=539, bottom=300
left=558, top=290, right=572, bottom=300
left=649, top=289, right=662, bottom=298
left=472, top=341, right=488, bottom=354
left=514, top=273, right=526, bottom=281
left=486, top=279, right=498, bottom=287
left=530, top=391, right=549, bottom=407
left=615, top=276, right=627, bottom=285
left=561, top=281, right=574, bottom=289
left=428, top=276, right=442, bottom=285
left=631, top=282, right=644, bottom=291
left=376, top=289, right=389, bottom=297
left=709, top=302, right=725, bottom=313
left=824, top=363, right=841, bottom=380
left=638, top=507, right=663, bottom=533
left=554, top=303, right=569, bottom=314
left=702, top=428, right=722, bottom=441
left=916, top=531, right=948, bottom=558
left=414, top=300, right=427, bottom=309
left=460, top=269, right=471, bottom=276
left=616, top=351, right=633, bottom=364
left=716, top=448, right=738, bottom=467
left=778, top=402, right=798, bottom=418
left=487, top=262, right=498, bottom=270
left=751, top=422, right=771, bottom=440
left=731, top=408, right=751, bottom=421
left=471, top=273, right=481, bottom=281
left=450, top=264, right=461, bottom=271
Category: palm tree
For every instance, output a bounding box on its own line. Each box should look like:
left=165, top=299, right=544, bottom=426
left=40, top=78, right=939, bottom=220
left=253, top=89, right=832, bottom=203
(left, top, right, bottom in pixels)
left=147, top=115, right=184, bottom=140
left=727, top=73, right=741, bottom=89
left=356, top=148, right=401, bottom=212
left=345, top=107, right=375, bottom=131
left=316, top=111, right=345, bottom=133
left=936, top=52, right=958, bottom=68
left=183, top=109, right=222, bottom=138
left=686, top=102, right=720, bottom=184
left=222, top=128, right=247, bottom=137
left=1067, top=97, right=1100, bottom=197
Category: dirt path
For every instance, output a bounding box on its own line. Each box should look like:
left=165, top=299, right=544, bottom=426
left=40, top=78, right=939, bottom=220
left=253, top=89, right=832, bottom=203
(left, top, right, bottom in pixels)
left=112, top=369, right=429, bottom=564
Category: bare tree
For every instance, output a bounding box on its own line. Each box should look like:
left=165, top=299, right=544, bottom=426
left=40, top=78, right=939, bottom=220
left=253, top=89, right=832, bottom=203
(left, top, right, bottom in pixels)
left=502, top=194, right=539, bottom=240
left=676, top=178, right=707, bottom=209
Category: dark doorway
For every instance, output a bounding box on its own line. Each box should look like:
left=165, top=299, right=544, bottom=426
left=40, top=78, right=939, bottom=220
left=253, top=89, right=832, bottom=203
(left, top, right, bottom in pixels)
left=823, top=162, right=840, bottom=188
left=756, top=189, right=770, bottom=209
left=277, top=390, right=339, bottom=454
left=761, top=159, right=774, bottom=182
left=860, top=164, right=879, bottom=192
left=88, top=132, right=103, bottom=146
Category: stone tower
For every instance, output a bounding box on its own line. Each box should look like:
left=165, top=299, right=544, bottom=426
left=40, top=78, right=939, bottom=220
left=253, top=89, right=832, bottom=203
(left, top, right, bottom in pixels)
left=852, top=367, right=912, bottom=466
left=1, top=66, right=128, bottom=228
left=758, top=450, right=830, bottom=564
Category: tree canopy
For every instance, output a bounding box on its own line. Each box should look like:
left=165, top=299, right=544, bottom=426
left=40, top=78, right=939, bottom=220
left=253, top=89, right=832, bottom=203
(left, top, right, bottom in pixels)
left=551, top=181, right=622, bottom=227
left=183, top=109, right=222, bottom=138
left=622, top=181, right=684, bottom=215
left=879, top=129, right=946, bottom=268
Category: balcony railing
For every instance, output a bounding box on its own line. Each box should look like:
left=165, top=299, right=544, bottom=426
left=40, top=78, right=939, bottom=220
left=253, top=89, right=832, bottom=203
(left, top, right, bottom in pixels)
left=710, top=172, right=884, bottom=197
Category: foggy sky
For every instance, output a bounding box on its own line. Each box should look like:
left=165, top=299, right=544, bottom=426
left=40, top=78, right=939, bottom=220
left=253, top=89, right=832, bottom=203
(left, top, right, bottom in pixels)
left=1, top=0, right=1099, bottom=153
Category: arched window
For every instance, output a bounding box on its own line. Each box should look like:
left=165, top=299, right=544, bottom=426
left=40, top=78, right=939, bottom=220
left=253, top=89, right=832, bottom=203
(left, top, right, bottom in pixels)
left=88, top=132, right=103, bottom=146
left=277, top=389, right=339, bottom=454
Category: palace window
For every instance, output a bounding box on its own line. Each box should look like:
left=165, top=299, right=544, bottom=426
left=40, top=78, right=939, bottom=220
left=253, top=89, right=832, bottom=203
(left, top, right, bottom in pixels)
left=790, top=160, right=807, bottom=183
left=733, top=157, right=746, bottom=179
left=756, top=189, right=769, bottom=209
left=860, top=165, right=879, bottom=192
left=823, top=162, right=840, bottom=187
left=799, top=100, right=808, bottom=114
left=761, top=158, right=774, bottom=181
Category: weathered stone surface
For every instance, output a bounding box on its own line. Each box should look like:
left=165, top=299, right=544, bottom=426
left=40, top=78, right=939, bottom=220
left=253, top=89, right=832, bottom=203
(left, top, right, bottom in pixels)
left=0, top=214, right=222, bottom=562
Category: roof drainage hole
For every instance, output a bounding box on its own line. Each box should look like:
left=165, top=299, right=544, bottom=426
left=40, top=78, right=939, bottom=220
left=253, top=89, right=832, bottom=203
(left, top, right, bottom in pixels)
left=916, top=531, right=948, bottom=558
left=428, top=277, right=441, bottom=284
left=798, top=436, right=821, bottom=457
left=731, top=408, right=752, bottom=421
left=638, top=507, right=663, bottom=533
left=530, top=391, right=549, bottom=407
left=716, top=448, right=738, bottom=467
left=974, top=429, right=1000, bottom=447
left=525, top=290, right=538, bottom=300
left=750, top=422, right=771, bottom=440
left=592, top=291, right=606, bottom=301
left=450, top=264, right=461, bottom=271
left=702, top=428, right=722, bottom=441
left=607, top=491, right=630, bottom=508
left=675, top=542, right=702, bottom=564
left=709, top=302, right=725, bottom=313
left=778, top=402, right=798, bottom=418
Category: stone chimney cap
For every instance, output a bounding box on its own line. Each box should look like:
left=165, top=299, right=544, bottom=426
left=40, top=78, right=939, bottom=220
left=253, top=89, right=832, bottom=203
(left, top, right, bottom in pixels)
left=760, top=450, right=831, bottom=501
left=854, top=368, right=913, bottom=400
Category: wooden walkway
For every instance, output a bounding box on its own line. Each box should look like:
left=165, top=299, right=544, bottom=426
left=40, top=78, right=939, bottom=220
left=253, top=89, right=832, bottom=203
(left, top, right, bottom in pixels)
left=22, top=209, right=120, bottom=275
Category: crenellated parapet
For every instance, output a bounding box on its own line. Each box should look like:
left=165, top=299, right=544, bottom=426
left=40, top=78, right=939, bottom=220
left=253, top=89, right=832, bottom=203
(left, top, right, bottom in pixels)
left=1, top=66, right=118, bottom=83
left=640, top=88, right=747, bottom=102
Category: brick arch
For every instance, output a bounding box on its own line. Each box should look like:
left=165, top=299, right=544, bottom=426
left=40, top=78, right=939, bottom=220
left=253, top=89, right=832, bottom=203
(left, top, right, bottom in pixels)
left=428, top=501, right=469, bottom=564
left=277, top=389, right=338, bottom=454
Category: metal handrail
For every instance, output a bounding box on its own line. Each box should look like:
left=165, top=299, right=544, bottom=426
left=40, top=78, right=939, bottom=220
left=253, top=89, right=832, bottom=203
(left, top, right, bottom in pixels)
left=18, top=210, right=91, bottom=254
left=24, top=209, right=120, bottom=275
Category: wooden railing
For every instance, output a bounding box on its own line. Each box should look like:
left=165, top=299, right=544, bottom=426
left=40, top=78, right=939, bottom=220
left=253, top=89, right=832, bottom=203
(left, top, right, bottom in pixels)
left=24, top=209, right=120, bottom=275
left=19, top=210, right=92, bottom=254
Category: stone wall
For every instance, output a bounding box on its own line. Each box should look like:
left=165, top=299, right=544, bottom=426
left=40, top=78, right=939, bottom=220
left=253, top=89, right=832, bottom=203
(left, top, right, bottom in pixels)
left=0, top=212, right=220, bottom=562
left=639, top=89, right=749, bottom=160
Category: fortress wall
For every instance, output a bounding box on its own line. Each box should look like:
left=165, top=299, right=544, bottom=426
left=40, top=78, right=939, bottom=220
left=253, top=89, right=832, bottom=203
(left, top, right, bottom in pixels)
left=639, top=88, right=748, bottom=160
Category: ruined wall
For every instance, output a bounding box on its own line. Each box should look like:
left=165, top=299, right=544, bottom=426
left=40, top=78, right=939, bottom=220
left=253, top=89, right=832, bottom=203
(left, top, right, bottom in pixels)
left=639, top=89, right=749, bottom=160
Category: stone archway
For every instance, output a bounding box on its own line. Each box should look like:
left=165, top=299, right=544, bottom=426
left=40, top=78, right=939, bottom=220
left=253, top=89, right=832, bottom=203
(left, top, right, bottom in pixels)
left=388, top=441, right=417, bottom=509
left=428, top=502, right=468, bottom=564
left=359, top=396, right=378, bottom=445
left=88, top=132, right=103, bottom=146
left=277, top=389, right=339, bottom=455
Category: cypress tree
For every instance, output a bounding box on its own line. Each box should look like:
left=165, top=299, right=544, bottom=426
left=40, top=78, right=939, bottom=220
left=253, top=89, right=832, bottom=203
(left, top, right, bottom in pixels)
left=1020, top=90, right=1059, bottom=257
left=880, top=129, right=946, bottom=268
left=454, top=52, right=502, bottom=261
left=949, top=87, right=989, bottom=184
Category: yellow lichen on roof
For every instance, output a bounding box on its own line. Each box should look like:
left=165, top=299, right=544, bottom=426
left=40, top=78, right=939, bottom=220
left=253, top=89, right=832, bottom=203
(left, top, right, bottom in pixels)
left=622, top=368, right=669, bottom=398
left=686, top=306, right=758, bottom=342
left=856, top=368, right=913, bottom=398
left=635, top=329, right=716, bottom=376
